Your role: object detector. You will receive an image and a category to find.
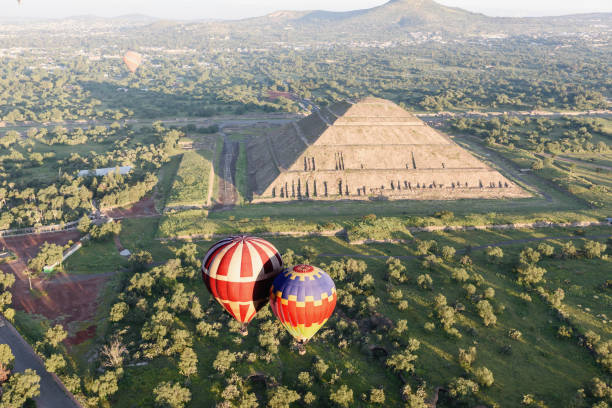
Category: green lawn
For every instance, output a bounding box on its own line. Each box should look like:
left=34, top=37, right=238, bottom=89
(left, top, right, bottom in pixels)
left=63, top=239, right=126, bottom=275
left=166, top=149, right=213, bottom=208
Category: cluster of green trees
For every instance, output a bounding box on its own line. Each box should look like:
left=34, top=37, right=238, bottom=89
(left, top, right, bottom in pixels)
left=2, top=34, right=610, bottom=126
left=450, top=116, right=610, bottom=154
left=0, top=342, right=41, bottom=408
left=0, top=121, right=183, bottom=229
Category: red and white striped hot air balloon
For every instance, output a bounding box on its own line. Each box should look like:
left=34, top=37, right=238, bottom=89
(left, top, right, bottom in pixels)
left=202, top=235, right=283, bottom=333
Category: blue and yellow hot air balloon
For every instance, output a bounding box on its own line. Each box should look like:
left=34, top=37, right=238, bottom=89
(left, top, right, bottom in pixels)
left=269, top=264, right=336, bottom=353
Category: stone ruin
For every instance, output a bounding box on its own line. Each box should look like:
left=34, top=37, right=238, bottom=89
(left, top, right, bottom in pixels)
left=247, top=97, right=530, bottom=202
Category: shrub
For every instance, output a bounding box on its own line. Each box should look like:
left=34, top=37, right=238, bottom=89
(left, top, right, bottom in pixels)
left=448, top=377, right=479, bottom=398
left=584, top=240, right=607, bottom=259
left=440, top=246, right=456, bottom=261
left=452, top=268, right=470, bottom=282
left=476, top=300, right=497, bottom=326
left=537, top=242, right=555, bottom=257
left=330, top=385, right=354, bottom=408
left=153, top=381, right=191, bottom=408
left=508, top=329, right=522, bottom=340
left=458, top=347, right=477, bottom=369
left=369, top=388, right=385, bottom=404
left=474, top=366, right=494, bottom=387
left=486, top=246, right=504, bottom=262
left=417, top=274, right=433, bottom=290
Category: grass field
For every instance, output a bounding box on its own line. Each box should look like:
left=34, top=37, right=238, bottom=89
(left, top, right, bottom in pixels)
left=63, top=239, right=126, bottom=275
left=100, top=227, right=611, bottom=407
left=166, top=149, right=213, bottom=208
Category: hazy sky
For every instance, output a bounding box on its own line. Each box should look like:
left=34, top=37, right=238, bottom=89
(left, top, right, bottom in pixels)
left=3, top=0, right=611, bottom=20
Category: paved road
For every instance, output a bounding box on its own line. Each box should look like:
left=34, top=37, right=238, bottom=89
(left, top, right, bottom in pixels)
left=319, top=233, right=611, bottom=260
left=0, top=320, right=80, bottom=408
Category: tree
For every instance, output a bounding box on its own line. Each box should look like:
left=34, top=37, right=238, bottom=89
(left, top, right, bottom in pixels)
left=486, top=246, right=504, bottom=262
left=448, top=377, right=479, bottom=398
left=153, top=381, right=191, bottom=408
left=386, top=339, right=420, bottom=374
left=0, top=344, right=14, bottom=383
left=77, top=215, right=91, bottom=234
left=178, top=347, right=198, bottom=378
left=516, top=264, right=547, bottom=286
left=314, top=358, right=329, bottom=378
left=129, top=250, right=153, bottom=272
left=519, top=247, right=540, bottom=264
left=26, top=242, right=63, bottom=289
left=298, top=371, right=312, bottom=388
left=417, top=274, right=433, bottom=290
left=267, top=386, right=300, bottom=408
left=100, top=337, right=127, bottom=368
left=0, top=368, right=40, bottom=407
left=330, top=385, right=354, bottom=408
left=45, top=324, right=68, bottom=348
left=369, top=388, right=385, bottom=404
left=537, top=242, right=555, bottom=257
left=440, top=246, right=456, bottom=261
left=109, top=302, right=129, bottom=322
left=474, top=366, right=494, bottom=387
left=44, top=353, right=66, bottom=373
left=452, top=268, right=469, bottom=282
left=196, top=321, right=220, bottom=338
left=87, top=370, right=119, bottom=400
left=402, top=384, right=428, bottom=408
left=476, top=300, right=497, bottom=326
left=531, top=159, right=544, bottom=170
left=584, top=240, right=606, bottom=259
left=458, top=347, right=477, bottom=370
left=213, top=350, right=237, bottom=374
left=173, top=243, right=199, bottom=268
left=386, top=257, right=406, bottom=282
left=561, top=241, right=577, bottom=259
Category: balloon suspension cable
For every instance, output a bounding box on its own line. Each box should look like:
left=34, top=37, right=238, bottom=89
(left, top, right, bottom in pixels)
left=240, top=322, right=248, bottom=337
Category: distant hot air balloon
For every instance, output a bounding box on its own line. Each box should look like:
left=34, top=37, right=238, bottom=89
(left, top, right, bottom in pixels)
left=123, top=51, right=142, bottom=73
left=270, top=264, right=337, bottom=354
left=202, top=235, right=283, bottom=334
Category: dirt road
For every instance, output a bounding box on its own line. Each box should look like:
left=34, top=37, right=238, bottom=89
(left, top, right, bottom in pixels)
left=216, top=135, right=239, bottom=207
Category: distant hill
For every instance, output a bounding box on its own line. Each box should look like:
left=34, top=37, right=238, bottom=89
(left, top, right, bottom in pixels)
left=4, top=0, right=611, bottom=47
left=223, top=0, right=611, bottom=41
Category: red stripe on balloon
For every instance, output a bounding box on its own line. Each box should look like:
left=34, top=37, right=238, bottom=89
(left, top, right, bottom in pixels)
left=205, top=276, right=276, bottom=303
left=240, top=241, right=253, bottom=278
left=216, top=242, right=238, bottom=277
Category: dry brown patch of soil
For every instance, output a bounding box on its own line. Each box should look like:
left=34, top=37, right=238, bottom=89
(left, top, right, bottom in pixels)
left=0, top=231, right=110, bottom=344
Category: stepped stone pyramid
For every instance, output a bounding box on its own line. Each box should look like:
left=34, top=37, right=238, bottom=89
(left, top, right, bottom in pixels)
left=247, top=97, right=529, bottom=202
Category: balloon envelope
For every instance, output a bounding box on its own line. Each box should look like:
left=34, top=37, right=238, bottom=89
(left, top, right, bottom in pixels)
left=123, top=51, right=142, bottom=73
left=202, top=235, right=283, bottom=324
left=270, top=264, right=337, bottom=342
